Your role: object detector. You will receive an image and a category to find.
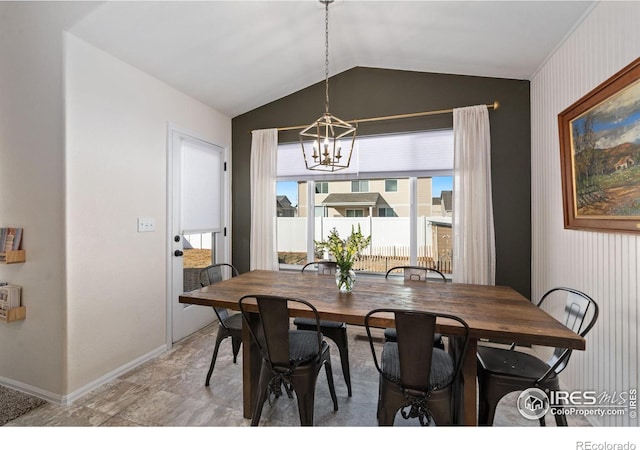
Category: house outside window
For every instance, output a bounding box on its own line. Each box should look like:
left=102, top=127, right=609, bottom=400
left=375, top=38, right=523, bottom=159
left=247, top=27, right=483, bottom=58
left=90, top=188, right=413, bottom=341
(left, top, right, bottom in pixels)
left=385, top=179, right=398, bottom=192
left=275, top=129, right=454, bottom=274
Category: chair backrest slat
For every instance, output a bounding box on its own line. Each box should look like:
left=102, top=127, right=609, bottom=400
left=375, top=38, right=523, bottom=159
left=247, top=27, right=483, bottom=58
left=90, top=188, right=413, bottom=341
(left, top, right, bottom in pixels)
left=395, top=311, right=436, bottom=392
left=239, top=294, right=323, bottom=373
left=365, top=308, right=469, bottom=394
left=256, top=297, right=291, bottom=368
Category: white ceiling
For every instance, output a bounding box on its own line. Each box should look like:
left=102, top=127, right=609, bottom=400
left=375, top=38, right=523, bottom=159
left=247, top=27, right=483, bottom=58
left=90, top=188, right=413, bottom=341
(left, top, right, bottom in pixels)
left=68, top=0, right=596, bottom=118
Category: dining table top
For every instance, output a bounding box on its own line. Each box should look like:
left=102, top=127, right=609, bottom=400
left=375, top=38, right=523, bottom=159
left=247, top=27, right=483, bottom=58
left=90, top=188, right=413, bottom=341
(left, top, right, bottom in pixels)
left=179, top=269, right=585, bottom=351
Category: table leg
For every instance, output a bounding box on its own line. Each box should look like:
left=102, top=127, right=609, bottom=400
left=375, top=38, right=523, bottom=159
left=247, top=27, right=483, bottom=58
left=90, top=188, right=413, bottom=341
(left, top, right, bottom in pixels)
left=241, top=312, right=262, bottom=419
left=461, top=338, right=478, bottom=425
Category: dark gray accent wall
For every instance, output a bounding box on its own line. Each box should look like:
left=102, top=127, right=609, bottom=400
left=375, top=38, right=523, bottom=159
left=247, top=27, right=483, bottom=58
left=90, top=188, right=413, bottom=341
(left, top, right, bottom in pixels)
left=232, top=67, right=531, bottom=299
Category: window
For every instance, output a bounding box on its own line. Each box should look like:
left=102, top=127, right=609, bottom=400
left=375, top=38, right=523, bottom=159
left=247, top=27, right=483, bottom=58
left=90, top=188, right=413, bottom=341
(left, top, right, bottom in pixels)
left=315, top=182, right=328, bottom=194
left=378, top=207, right=396, bottom=217
left=275, top=181, right=307, bottom=268
left=351, top=180, right=369, bottom=192
left=385, top=179, right=398, bottom=192
left=276, top=130, right=454, bottom=275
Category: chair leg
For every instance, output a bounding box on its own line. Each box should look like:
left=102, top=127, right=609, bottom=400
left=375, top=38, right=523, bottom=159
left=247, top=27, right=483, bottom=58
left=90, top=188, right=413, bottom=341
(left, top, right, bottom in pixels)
left=205, top=327, right=227, bottom=386
left=331, top=329, right=352, bottom=397
left=324, top=358, right=339, bottom=411
left=250, top=361, right=272, bottom=426
left=290, top=371, right=319, bottom=426
left=478, top=396, right=491, bottom=426
left=377, top=384, right=403, bottom=426
left=553, top=407, right=568, bottom=426
left=231, top=336, right=241, bottom=364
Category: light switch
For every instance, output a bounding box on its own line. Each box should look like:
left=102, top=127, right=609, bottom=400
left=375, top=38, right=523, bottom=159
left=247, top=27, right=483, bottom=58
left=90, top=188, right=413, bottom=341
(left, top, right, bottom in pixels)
left=137, top=218, right=155, bottom=232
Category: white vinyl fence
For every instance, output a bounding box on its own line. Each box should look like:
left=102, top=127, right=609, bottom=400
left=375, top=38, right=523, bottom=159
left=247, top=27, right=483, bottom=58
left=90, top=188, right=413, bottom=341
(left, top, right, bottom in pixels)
left=277, top=216, right=449, bottom=252
left=277, top=216, right=452, bottom=272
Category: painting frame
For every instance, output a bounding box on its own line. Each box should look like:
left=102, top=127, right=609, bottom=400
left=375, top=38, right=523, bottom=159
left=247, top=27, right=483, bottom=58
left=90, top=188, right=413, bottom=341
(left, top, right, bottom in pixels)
left=558, top=57, right=640, bottom=234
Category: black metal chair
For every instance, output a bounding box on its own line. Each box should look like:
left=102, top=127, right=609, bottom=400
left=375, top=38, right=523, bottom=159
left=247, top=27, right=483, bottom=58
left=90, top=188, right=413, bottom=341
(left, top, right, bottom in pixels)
left=365, top=308, right=469, bottom=426
left=293, top=261, right=352, bottom=397
left=476, top=287, right=599, bottom=426
left=384, top=265, right=447, bottom=349
left=239, top=294, right=339, bottom=426
left=200, top=263, right=242, bottom=387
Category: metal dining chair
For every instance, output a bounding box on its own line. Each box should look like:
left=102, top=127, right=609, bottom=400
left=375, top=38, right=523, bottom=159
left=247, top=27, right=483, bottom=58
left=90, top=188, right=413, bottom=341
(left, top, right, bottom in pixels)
left=239, top=294, right=339, bottom=426
left=293, top=261, right=352, bottom=397
left=365, top=307, right=469, bottom=426
left=199, top=263, right=242, bottom=387
left=476, top=287, right=599, bottom=426
left=384, top=265, right=447, bottom=349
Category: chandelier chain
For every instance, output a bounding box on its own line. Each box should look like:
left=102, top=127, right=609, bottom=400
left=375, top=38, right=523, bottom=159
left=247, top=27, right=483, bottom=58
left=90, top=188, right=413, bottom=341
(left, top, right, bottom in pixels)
left=299, top=0, right=356, bottom=173
left=324, top=0, right=329, bottom=113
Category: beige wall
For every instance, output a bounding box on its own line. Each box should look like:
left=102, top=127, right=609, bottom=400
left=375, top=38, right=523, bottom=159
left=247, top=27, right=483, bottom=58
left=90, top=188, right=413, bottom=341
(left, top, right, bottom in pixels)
left=64, top=35, right=231, bottom=398
left=0, top=3, right=231, bottom=403
left=0, top=2, right=97, bottom=400
left=298, top=177, right=434, bottom=217
left=531, top=1, right=639, bottom=426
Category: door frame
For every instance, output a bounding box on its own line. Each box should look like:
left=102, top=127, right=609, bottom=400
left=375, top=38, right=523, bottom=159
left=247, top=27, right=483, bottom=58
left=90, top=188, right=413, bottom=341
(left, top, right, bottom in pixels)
left=165, top=122, right=231, bottom=349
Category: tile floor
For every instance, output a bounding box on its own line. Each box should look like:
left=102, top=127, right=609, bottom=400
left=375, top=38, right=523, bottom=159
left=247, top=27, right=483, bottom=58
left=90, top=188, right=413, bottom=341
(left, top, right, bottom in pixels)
left=5, top=323, right=591, bottom=427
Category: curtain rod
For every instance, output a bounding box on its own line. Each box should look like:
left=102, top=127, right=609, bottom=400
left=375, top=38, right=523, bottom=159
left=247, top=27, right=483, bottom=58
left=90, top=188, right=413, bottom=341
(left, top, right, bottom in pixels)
left=267, top=101, right=499, bottom=133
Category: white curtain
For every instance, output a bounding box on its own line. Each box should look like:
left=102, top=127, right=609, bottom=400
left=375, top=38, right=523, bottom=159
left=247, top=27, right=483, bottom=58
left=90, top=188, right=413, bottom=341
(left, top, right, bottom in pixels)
left=250, top=129, right=279, bottom=270
left=452, top=105, right=496, bottom=285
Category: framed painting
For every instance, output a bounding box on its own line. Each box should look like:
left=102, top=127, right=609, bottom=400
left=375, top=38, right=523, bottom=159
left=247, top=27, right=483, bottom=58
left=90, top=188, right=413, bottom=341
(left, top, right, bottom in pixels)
left=558, top=57, right=640, bottom=234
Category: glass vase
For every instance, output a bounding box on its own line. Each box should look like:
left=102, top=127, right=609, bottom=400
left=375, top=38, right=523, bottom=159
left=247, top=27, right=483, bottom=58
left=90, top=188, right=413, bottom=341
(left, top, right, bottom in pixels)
left=336, top=267, right=356, bottom=293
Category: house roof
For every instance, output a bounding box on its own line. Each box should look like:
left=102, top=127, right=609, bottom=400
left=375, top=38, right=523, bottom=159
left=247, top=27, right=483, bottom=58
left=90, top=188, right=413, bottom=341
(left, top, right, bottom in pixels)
left=320, top=193, right=381, bottom=207
left=441, top=190, right=453, bottom=211
left=277, top=195, right=293, bottom=208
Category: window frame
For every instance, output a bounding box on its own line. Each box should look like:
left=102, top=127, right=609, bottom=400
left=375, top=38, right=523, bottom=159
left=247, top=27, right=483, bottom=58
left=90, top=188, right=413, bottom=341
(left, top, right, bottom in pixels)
left=351, top=180, right=369, bottom=193
left=315, top=182, right=329, bottom=194
left=276, top=129, right=454, bottom=274
left=378, top=207, right=396, bottom=217
left=384, top=179, right=398, bottom=192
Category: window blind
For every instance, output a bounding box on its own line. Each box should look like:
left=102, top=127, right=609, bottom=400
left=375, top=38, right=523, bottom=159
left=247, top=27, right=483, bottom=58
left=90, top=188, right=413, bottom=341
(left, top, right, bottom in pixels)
left=277, top=129, right=453, bottom=181
left=180, top=138, right=223, bottom=234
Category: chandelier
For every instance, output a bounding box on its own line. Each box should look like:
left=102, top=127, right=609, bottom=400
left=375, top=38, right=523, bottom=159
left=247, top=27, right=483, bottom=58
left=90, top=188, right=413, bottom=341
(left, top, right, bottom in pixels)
left=300, top=0, right=356, bottom=172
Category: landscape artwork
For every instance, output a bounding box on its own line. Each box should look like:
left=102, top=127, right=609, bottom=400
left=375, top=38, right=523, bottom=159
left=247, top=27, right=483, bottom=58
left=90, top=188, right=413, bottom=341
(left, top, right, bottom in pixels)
left=559, top=57, right=640, bottom=233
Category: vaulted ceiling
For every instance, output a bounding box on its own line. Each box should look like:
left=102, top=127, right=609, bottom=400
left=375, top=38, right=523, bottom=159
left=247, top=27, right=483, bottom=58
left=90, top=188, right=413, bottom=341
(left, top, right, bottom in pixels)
left=68, top=1, right=595, bottom=117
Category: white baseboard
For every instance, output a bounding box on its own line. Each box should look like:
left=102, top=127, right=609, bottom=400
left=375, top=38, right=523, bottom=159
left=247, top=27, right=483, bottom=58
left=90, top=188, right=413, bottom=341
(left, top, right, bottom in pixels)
left=0, top=344, right=168, bottom=406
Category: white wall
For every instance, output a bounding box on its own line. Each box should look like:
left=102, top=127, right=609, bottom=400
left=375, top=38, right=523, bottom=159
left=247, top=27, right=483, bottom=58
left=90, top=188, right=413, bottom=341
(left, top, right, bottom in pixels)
left=0, top=2, right=97, bottom=400
left=64, top=35, right=231, bottom=396
left=531, top=2, right=640, bottom=426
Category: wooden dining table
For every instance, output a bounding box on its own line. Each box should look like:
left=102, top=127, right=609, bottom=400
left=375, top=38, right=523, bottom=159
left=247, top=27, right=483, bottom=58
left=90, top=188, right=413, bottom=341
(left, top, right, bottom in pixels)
left=179, top=269, right=585, bottom=425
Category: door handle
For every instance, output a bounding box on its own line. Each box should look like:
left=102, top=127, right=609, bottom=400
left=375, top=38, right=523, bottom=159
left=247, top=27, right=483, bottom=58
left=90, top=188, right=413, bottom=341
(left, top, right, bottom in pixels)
left=174, top=250, right=184, bottom=257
